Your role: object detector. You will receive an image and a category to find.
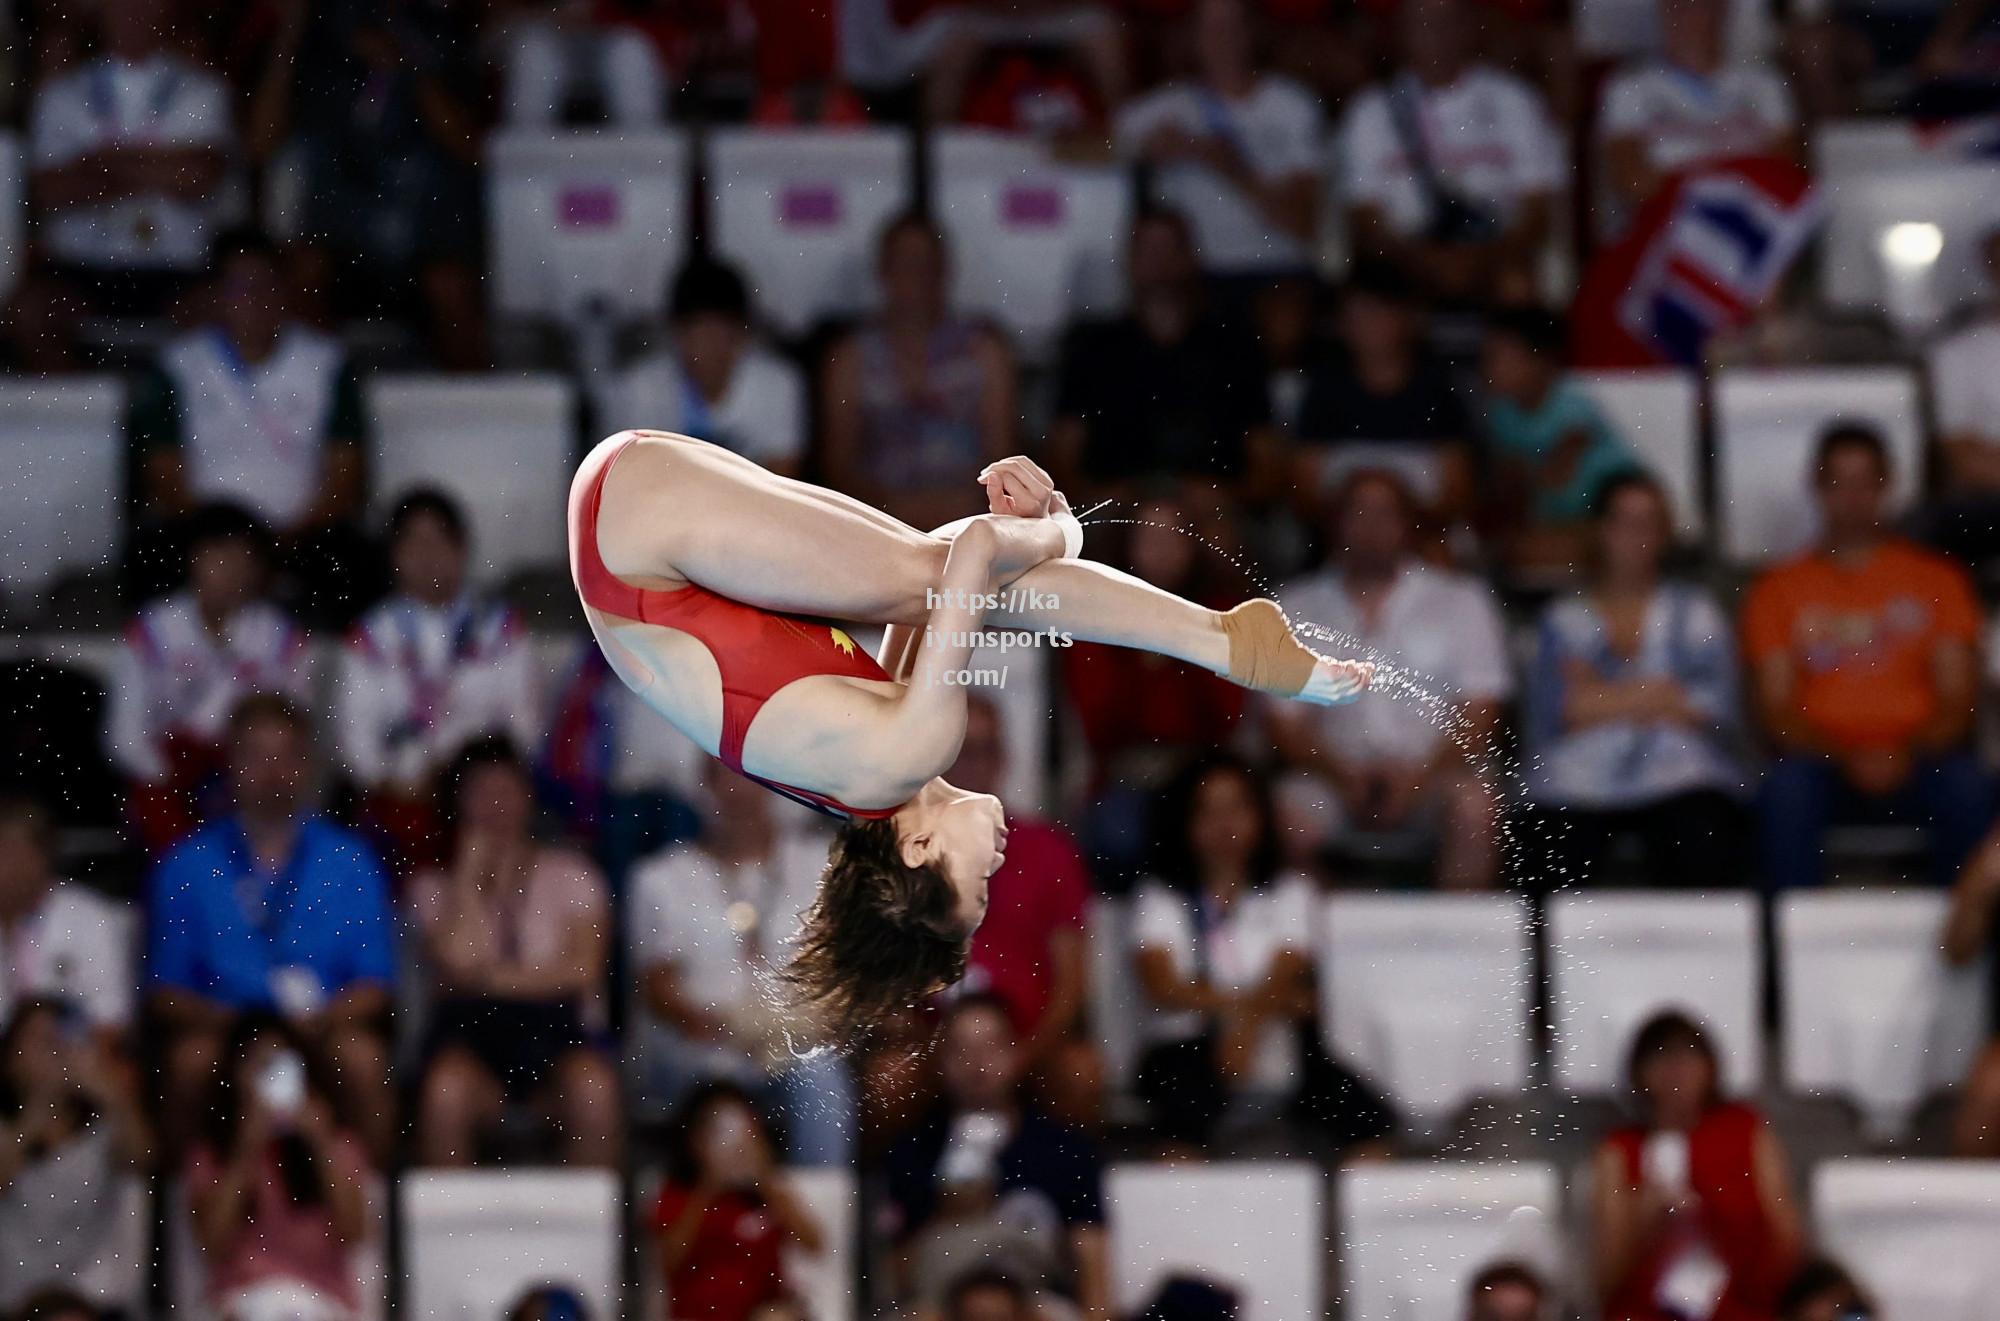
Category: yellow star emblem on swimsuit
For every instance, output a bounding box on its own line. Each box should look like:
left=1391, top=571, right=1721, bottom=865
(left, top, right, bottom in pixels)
left=829, top=627, right=857, bottom=657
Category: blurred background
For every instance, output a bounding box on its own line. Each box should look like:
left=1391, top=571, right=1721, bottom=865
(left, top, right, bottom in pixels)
left=2, top=0, right=2000, bottom=1318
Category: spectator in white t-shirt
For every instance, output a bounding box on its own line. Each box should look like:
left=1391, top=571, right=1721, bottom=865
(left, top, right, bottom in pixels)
left=628, top=759, right=856, bottom=1165
left=1597, top=0, right=1797, bottom=237
left=1925, top=226, right=2000, bottom=565
left=128, top=231, right=371, bottom=626
left=110, top=504, right=311, bottom=854
left=24, top=0, right=234, bottom=317
left=1337, top=0, right=1563, bottom=304
left=1269, top=469, right=1512, bottom=888
left=598, top=258, right=806, bottom=477
left=338, top=489, right=539, bottom=877
left=0, top=797, right=135, bottom=1046
left=1114, top=0, right=1321, bottom=275
left=1131, top=754, right=1395, bottom=1157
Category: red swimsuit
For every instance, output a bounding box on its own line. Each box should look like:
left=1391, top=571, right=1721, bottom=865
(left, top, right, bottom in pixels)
left=567, top=435, right=900, bottom=820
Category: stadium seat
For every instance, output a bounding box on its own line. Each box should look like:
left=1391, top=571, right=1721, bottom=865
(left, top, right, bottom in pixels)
left=169, top=1175, right=388, bottom=1320
left=929, top=129, right=1132, bottom=360
left=706, top=128, right=913, bottom=338
left=1088, top=895, right=1145, bottom=1094
left=0, top=132, right=22, bottom=308
left=1575, top=0, right=1769, bottom=61
left=1338, top=1161, right=1564, bottom=1321
left=403, top=1168, right=620, bottom=1320
left=1548, top=892, right=1762, bottom=1096
left=0, top=377, right=127, bottom=606
left=1573, top=370, right=1704, bottom=534
left=634, top=1167, right=856, bottom=1321
left=364, top=375, right=577, bottom=586
left=487, top=131, right=691, bottom=325
left=1815, top=130, right=2000, bottom=324
left=1711, top=366, right=1922, bottom=564
left=1778, top=891, right=1991, bottom=1140
left=1815, top=1160, right=2000, bottom=1321
left=1108, top=1161, right=1323, bottom=1321
left=1320, top=894, right=1533, bottom=1129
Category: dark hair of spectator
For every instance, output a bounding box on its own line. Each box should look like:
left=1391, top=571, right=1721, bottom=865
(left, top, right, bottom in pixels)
left=1485, top=304, right=1568, bottom=359
left=941, top=989, right=1017, bottom=1038
left=504, top=1284, right=591, bottom=1321
left=436, top=733, right=531, bottom=843
left=1591, top=469, right=1670, bottom=523
left=670, top=258, right=752, bottom=325
left=10, top=1287, right=103, bottom=1321
left=1468, top=1259, right=1546, bottom=1303
left=1813, top=422, right=1891, bottom=485
left=663, top=1079, right=781, bottom=1188
left=227, top=690, right=313, bottom=744
left=1132, top=204, right=1198, bottom=252
left=0, top=998, right=76, bottom=1120
left=210, top=227, right=282, bottom=272
left=1779, top=1258, right=1872, bottom=1319
left=945, top=1268, right=1028, bottom=1318
left=202, top=1012, right=346, bottom=1206
left=876, top=209, right=946, bottom=268
left=0, top=793, right=54, bottom=855
left=1340, top=259, right=1421, bottom=309
left=1624, top=1009, right=1721, bottom=1110
left=184, top=500, right=275, bottom=569
left=387, top=486, right=471, bottom=549
left=1330, top=465, right=1423, bottom=535
left=1149, top=752, right=1283, bottom=893
left=782, top=817, right=970, bottom=1043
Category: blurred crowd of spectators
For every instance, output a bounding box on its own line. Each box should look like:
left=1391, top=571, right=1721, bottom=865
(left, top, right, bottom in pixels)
left=9, top=0, right=2000, bottom=1318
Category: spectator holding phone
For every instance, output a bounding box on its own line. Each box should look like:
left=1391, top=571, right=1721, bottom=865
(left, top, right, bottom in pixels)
left=185, top=1014, right=371, bottom=1321
left=1591, top=1012, right=1801, bottom=1321
left=410, top=736, right=618, bottom=1168
left=0, top=998, right=152, bottom=1313
left=650, top=1083, right=825, bottom=1321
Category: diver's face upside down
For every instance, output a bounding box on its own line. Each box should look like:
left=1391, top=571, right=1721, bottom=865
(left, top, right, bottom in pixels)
left=893, top=777, right=1008, bottom=934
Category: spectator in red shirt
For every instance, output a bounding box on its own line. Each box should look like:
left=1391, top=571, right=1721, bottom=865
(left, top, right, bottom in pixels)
left=946, top=696, right=1091, bottom=1069
left=1592, top=1012, right=1802, bottom=1321
left=652, top=1083, right=826, bottom=1321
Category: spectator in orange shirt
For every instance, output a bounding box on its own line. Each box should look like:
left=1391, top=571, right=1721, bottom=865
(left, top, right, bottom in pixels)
left=1741, top=423, right=1993, bottom=891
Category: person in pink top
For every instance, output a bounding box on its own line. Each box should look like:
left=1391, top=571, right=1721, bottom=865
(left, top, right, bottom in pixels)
left=186, top=1014, right=370, bottom=1320
left=408, top=736, right=620, bottom=1168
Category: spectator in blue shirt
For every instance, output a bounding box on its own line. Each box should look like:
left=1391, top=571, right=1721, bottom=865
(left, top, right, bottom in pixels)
left=1522, top=474, right=1748, bottom=889
left=1480, top=306, right=1638, bottom=581
left=146, top=692, right=396, bottom=1158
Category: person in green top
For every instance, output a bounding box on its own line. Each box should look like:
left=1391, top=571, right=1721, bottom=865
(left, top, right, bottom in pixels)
left=1480, top=305, right=1639, bottom=579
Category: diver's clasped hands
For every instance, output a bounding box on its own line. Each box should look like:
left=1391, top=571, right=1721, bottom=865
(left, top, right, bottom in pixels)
left=977, top=456, right=1083, bottom=559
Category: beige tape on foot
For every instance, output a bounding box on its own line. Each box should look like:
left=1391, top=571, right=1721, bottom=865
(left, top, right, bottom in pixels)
left=1220, top=598, right=1318, bottom=697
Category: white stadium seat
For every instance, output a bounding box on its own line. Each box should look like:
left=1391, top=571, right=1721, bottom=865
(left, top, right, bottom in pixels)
left=404, top=1169, right=620, bottom=1320
left=1816, top=1160, right=2000, bottom=1321
left=1338, top=1162, right=1564, bottom=1321
left=487, top=131, right=690, bottom=325
left=1321, top=894, right=1533, bottom=1128
left=0, top=132, right=22, bottom=307
left=930, top=129, right=1131, bottom=360
left=706, top=128, right=912, bottom=338
left=1108, top=1161, right=1323, bottom=1321
left=1815, top=126, right=2000, bottom=324
left=1573, top=370, right=1704, bottom=534
left=365, top=374, right=576, bottom=585
left=1711, top=366, right=1922, bottom=564
left=1778, top=891, right=1991, bottom=1140
left=1549, top=892, right=1762, bottom=1096
left=0, top=377, right=126, bottom=603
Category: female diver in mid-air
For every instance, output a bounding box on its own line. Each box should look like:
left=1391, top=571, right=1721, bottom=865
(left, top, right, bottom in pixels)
left=568, top=430, right=1374, bottom=1037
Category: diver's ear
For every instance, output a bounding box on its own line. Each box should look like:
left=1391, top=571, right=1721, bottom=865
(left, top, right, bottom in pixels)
left=898, top=830, right=934, bottom=870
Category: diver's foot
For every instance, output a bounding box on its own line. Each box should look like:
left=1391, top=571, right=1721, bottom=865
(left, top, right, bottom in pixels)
left=1300, top=655, right=1375, bottom=706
